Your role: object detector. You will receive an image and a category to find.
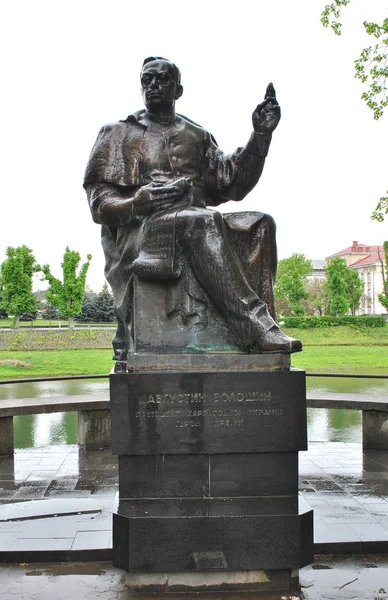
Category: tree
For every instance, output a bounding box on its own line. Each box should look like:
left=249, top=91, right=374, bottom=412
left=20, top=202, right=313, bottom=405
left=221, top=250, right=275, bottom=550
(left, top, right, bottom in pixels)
left=76, top=284, right=115, bottom=323
left=304, top=278, right=329, bottom=316
left=42, top=304, right=60, bottom=320
left=41, top=247, right=92, bottom=328
left=76, top=295, right=97, bottom=323
left=0, top=246, right=39, bottom=328
left=325, top=257, right=350, bottom=316
left=275, top=254, right=313, bottom=315
left=19, top=309, right=38, bottom=322
left=321, top=2, right=388, bottom=221
left=378, top=241, right=388, bottom=310
left=345, top=269, right=364, bottom=315
left=0, top=283, right=8, bottom=319
left=94, top=283, right=115, bottom=322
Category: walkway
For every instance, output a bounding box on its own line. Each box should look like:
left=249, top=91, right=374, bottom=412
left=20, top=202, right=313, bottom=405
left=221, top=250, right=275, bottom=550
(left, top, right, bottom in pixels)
left=1, top=441, right=388, bottom=559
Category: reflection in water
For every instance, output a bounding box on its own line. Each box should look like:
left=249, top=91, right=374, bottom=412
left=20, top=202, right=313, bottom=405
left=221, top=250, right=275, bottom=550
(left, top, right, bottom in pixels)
left=307, top=408, right=362, bottom=443
left=2, top=379, right=107, bottom=448
left=4, top=376, right=387, bottom=448
left=305, top=375, right=385, bottom=444
left=14, top=412, right=78, bottom=448
left=0, top=379, right=109, bottom=401
left=14, top=407, right=364, bottom=448
left=307, top=375, right=388, bottom=396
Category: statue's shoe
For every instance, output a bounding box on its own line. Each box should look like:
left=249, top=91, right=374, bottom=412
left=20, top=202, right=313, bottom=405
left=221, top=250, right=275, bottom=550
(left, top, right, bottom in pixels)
left=113, top=348, right=127, bottom=361
left=250, top=326, right=302, bottom=354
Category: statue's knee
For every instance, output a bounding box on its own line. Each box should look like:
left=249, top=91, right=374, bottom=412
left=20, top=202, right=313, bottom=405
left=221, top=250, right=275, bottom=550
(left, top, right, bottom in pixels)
left=178, top=208, right=222, bottom=233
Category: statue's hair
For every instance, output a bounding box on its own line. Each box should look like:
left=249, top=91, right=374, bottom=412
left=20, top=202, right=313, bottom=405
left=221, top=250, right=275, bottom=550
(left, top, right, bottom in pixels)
left=141, top=56, right=181, bottom=85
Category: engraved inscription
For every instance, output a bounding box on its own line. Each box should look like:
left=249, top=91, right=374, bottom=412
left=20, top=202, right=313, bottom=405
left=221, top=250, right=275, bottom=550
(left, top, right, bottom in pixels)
left=139, top=390, right=271, bottom=405
left=134, top=389, right=283, bottom=429
left=111, top=371, right=307, bottom=454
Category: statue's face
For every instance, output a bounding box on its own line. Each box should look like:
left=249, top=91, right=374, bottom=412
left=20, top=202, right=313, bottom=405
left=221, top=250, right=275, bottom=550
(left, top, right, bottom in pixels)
left=140, top=60, right=182, bottom=112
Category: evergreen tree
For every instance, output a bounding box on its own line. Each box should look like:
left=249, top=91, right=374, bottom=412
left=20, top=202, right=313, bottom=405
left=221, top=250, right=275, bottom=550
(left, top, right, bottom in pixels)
left=76, top=295, right=97, bottom=323
left=42, top=304, right=60, bottom=320
left=76, top=284, right=115, bottom=323
left=41, top=247, right=92, bottom=328
left=0, top=245, right=39, bottom=328
left=19, top=309, right=38, bottom=321
left=94, top=283, right=115, bottom=322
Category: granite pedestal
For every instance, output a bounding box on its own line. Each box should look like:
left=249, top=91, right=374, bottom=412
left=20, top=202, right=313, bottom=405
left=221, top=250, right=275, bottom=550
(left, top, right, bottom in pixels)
left=110, top=362, right=313, bottom=592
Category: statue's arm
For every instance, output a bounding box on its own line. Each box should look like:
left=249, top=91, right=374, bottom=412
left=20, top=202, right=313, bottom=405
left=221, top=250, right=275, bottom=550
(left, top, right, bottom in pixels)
left=86, top=179, right=192, bottom=226
left=85, top=182, right=138, bottom=227
left=204, top=133, right=271, bottom=205
left=204, top=83, right=281, bottom=205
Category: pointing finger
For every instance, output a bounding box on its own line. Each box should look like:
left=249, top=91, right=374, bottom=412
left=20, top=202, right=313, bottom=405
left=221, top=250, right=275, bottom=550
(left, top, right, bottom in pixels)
left=265, top=82, right=276, bottom=100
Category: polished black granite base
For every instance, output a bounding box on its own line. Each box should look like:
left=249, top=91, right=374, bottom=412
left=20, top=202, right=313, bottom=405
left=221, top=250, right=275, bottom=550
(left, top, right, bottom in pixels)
left=118, top=452, right=299, bottom=498
left=110, top=370, right=307, bottom=455
left=113, top=498, right=313, bottom=572
left=111, top=368, right=313, bottom=576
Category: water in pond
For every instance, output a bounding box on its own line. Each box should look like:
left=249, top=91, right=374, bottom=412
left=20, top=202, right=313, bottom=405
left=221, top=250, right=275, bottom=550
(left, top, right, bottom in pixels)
left=307, top=374, right=388, bottom=444
left=1, top=376, right=387, bottom=449
left=0, top=379, right=108, bottom=449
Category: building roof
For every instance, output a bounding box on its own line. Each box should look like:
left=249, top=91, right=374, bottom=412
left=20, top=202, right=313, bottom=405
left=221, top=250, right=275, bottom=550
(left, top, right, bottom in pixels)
left=326, top=240, right=385, bottom=269
left=311, top=259, right=325, bottom=270
left=350, top=252, right=385, bottom=268
left=327, top=241, right=383, bottom=258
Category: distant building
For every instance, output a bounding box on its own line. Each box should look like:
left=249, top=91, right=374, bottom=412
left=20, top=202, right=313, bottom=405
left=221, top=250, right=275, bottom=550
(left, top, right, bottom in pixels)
left=308, top=259, right=326, bottom=280
left=326, top=241, right=386, bottom=315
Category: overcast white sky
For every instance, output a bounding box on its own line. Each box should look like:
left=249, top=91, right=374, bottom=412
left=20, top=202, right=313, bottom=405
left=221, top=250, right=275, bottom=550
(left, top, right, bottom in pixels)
left=1, top=0, right=387, bottom=291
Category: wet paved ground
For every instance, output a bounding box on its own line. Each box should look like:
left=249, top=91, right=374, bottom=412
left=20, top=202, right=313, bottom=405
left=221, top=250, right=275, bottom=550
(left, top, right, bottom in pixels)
left=1, top=556, right=388, bottom=599
left=2, top=441, right=388, bottom=556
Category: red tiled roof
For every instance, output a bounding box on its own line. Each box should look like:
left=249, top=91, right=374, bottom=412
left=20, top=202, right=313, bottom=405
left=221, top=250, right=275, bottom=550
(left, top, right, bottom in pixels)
left=350, top=251, right=385, bottom=268
left=327, top=243, right=383, bottom=258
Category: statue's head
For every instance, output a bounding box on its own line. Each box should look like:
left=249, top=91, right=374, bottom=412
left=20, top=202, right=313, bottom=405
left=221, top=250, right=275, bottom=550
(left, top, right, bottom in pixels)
left=140, top=57, right=183, bottom=112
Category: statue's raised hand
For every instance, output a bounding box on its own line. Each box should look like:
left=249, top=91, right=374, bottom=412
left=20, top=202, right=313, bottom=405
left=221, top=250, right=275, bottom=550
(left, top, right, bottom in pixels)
left=252, top=83, right=281, bottom=135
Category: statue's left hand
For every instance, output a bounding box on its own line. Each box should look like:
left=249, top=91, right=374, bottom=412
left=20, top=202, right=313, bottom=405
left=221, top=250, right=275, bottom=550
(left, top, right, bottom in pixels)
left=252, top=83, right=281, bottom=135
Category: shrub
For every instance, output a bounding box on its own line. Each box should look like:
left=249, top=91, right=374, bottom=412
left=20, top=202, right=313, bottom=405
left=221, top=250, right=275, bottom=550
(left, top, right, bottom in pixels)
left=42, top=304, right=60, bottom=320
left=282, top=315, right=386, bottom=329
left=19, top=311, right=38, bottom=321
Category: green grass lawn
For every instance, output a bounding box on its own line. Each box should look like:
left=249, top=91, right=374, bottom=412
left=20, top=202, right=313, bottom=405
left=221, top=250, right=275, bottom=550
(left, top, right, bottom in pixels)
left=0, top=349, right=113, bottom=379
left=0, top=325, right=387, bottom=379
left=282, top=325, right=388, bottom=346
left=291, top=346, right=387, bottom=373
left=285, top=325, right=388, bottom=373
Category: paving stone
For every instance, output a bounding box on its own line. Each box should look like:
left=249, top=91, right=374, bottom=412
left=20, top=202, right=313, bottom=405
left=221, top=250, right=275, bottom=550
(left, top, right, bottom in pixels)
left=0, top=532, right=19, bottom=550
left=13, top=486, right=48, bottom=499
left=0, top=498, right=102, bottom=521
left=10, top=537, right=74, bottom=551
left=1, top=440, right=388, bottom=557
left=348, top=523, right=388, bottom=541
left=71, top=530, right=111, bottom=550
left=45, top=489, right=92, bottom=498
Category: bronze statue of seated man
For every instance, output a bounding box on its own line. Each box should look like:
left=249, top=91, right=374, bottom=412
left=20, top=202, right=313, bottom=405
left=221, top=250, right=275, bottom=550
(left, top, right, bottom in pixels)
left=84, top=56, right=301, bottom=361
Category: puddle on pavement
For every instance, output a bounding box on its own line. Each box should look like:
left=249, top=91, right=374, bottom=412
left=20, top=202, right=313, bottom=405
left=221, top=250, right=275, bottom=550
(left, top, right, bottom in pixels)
left=4, top=556, right=388, bottom=600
